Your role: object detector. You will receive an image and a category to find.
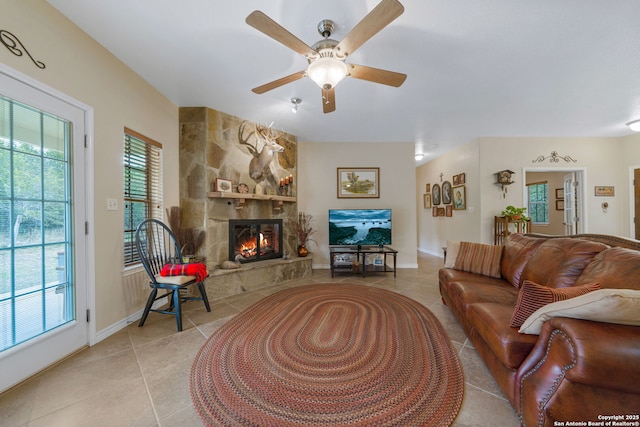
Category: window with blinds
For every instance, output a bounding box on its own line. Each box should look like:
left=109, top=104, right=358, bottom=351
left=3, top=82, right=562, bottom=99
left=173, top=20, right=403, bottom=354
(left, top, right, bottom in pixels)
left=123, top=128, right=162, bottom=266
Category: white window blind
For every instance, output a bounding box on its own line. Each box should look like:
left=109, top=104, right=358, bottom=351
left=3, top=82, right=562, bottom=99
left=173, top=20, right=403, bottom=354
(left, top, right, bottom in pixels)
left=123, top=128, right=162, bottom=265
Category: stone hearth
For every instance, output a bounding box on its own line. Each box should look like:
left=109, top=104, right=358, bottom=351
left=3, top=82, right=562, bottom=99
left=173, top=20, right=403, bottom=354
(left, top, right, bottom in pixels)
left=203, top=256, right=312, bottom=300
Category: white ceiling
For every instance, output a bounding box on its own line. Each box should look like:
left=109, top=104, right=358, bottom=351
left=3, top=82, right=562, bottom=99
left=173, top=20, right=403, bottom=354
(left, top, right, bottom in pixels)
left=48, top=0, right=640, bottom=163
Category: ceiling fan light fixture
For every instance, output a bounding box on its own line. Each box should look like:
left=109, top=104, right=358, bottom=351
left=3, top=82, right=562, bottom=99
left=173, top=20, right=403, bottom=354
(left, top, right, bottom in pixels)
left=626, top=119, right=640, bottom=132
left=307, top=57, right=348, bottom=90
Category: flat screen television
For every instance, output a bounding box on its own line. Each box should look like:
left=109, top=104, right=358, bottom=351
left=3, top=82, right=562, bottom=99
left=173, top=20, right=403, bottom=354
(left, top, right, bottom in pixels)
left=328, top=209, right=392, bottom=246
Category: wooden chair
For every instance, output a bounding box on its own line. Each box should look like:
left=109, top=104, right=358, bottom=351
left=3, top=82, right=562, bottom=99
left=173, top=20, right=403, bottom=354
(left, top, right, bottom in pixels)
left=135, top=219, right=210, bottom=331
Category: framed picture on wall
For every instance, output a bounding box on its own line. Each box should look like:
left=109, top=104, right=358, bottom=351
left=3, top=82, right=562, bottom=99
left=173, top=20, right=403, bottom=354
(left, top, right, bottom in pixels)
left=442, top=181, right=452, bottom=204
left=555, top=188, right=564, bottom=199
left=425, top=183, right=430, bottom=193
left=594, top=186, right=614, bottom=197
left=432, top=207, right=438, bottom=217
left=437, top=207, right=445, bottom=217
left=337, top=167, right=380, bottom=198
left=556, top=200, right=565, bottom=210
left=432, top=183, right=441, bottom=205
left=452, top=185, right=466, bottom=210
left=424, top=193, right=432, bottom=208
left=446, top=205, right=453, bottom=217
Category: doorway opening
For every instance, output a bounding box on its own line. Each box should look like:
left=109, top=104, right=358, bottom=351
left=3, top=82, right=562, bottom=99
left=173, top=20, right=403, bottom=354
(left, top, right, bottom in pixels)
left=523, top=168, right=586, bottom=235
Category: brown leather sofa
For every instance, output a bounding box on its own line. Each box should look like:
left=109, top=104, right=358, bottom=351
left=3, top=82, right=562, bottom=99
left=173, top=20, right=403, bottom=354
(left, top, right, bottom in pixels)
left=439, top=234, right=640, bottom=427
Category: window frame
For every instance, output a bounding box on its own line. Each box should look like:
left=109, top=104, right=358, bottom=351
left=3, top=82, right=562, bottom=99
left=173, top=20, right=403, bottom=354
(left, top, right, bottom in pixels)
left=527, top=181, right=549, bottom=225
left=123, top=127, right=162, bottom=266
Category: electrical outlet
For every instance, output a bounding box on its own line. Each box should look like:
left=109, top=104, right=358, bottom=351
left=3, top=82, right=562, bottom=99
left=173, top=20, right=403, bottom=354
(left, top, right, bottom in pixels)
left=106, top=198, right=118, bottom=211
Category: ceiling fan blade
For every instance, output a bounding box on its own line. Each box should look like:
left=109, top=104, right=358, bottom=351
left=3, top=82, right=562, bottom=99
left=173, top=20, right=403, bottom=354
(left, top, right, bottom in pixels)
left=322, top=88, right=336, bottom=113
left=252, top=71, right=306, bottom=94
left=334, top=0, right=404, bottom=57
left=348, top=64, right=407, bottom=87
left=246, top=11, right=317, bottom=58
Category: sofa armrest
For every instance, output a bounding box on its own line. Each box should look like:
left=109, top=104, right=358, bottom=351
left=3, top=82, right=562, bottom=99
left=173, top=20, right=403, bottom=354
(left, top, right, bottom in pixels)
left=517, top=317, right=640, bottom=427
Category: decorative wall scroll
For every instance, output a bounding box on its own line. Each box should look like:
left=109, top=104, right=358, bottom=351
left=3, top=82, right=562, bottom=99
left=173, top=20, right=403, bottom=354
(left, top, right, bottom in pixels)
left=532, top=151, right=577, bottom=163
left=0, top=30, right=46, bottom=69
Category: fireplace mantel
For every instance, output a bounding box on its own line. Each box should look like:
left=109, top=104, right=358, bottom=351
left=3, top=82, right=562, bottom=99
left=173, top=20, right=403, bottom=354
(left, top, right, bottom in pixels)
left=207, top=191, right=296, bottom=209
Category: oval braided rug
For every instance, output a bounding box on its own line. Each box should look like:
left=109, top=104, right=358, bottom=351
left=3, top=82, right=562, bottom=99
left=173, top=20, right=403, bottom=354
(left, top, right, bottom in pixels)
left=190, top=284, right=464, bottom=426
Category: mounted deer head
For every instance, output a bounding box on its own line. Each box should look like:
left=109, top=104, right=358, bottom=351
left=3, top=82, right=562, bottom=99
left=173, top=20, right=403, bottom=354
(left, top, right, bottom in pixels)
left=238, top=121, right=285, bottom=182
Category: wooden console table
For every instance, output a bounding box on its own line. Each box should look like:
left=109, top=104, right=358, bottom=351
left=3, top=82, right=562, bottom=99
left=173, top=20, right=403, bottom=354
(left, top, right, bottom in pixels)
left=330, top=246, right=398, bottom=278
left=494, top=216, right=532, bottom=245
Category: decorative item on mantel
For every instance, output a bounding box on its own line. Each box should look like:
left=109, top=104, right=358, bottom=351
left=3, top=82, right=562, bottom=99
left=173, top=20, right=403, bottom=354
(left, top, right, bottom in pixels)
left=294, top=212, right=316, bottom=257
left=279, top=174, right=294, bottom=196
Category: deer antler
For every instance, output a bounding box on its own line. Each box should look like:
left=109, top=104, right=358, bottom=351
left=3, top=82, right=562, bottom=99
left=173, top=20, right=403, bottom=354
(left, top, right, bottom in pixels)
left=255, top=122, right=283, bottom=143
left=238, top=121, right=258, bottom=156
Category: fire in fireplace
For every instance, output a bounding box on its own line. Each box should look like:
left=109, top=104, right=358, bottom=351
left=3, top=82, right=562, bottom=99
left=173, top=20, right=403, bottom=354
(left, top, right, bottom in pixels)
left=229, top=219, right=283, bottom=263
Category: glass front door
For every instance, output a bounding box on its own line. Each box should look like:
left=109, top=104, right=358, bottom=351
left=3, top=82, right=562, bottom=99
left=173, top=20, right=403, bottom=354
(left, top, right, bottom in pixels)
left=0, top=68, right=88, bottom=392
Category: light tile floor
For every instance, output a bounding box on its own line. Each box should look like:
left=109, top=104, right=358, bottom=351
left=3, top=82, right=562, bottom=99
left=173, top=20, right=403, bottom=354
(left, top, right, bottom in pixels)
left=0, top=252, right=520, bottom=426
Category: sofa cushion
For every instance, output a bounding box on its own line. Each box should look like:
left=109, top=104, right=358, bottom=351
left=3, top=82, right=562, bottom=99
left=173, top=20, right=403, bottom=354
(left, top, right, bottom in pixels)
left=500, top=234, right=545, bottom=288
left=467, top=303, right=539, bottom=369
left=519, top=288, right=640, bottom=334
left=452, top=241, right=503, bottom=278
left=520, top=238, right=608, bottom=288
left=509, top=280, right=601, bottom=328
left=444, top=276, right=519, bottom=308
left=575, top=247, right=640, bottom=290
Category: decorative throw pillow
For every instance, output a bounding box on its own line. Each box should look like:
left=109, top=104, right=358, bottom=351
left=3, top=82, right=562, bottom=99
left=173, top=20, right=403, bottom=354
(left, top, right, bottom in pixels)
left=444, top=241, right=460, bottom=268
left=453, top=241, right=503, bottom=278
left=519, top=288, right=640, bottom=335
left=509, top=280, right=600, bottom=328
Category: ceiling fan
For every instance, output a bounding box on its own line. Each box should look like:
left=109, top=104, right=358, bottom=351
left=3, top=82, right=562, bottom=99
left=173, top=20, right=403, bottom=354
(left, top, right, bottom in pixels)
left=246, top=0, right=407, bottom=113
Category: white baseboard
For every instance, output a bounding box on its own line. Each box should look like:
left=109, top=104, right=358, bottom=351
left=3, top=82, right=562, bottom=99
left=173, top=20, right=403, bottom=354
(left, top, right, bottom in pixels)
left=95, top=297, right=168, bottom=344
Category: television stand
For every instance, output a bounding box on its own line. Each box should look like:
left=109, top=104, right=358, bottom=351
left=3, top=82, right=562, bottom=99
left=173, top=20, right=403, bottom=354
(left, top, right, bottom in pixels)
left=329, top=246, right=398, bottom=278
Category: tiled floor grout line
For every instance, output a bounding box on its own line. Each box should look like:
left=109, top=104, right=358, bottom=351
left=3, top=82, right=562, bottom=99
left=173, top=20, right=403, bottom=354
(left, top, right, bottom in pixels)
left=129, top=330, right=162, bottom=426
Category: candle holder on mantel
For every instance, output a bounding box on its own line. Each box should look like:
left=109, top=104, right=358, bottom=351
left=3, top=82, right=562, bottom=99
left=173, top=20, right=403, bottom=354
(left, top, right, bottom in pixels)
left=279, top=174, right=294, bottom=197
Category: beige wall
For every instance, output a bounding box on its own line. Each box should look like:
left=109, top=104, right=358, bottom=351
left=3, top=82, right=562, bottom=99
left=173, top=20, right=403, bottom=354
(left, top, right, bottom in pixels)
left=298, top=141, right=418, bottom=268
left=3, top=0, right=179, bottom=332
left=417, top=135, right=640, bottom=253
left=415, top=141, right=481, bottom=255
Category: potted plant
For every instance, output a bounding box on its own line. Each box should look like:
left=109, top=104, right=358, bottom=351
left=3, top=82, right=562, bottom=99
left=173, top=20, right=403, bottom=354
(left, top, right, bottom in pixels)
left=294, top=212, right=317, bottom=257
left=500, top=205, right=529, bottom=221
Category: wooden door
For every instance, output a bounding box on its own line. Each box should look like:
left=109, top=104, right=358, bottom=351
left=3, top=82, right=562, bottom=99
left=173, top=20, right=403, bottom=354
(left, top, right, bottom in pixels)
left=635, top=169, right=640, bottom=239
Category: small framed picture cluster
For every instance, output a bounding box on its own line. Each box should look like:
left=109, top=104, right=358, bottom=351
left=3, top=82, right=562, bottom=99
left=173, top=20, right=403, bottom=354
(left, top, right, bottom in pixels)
left=425, top=172, right=466, bottom=216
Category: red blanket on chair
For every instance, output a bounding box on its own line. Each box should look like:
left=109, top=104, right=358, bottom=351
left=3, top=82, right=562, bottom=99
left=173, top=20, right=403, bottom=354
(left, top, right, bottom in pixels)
left=160, top=263, right=208, bottom=282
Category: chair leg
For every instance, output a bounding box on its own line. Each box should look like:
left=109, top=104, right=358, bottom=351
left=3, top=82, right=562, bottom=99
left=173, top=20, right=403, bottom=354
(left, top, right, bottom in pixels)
left=198, top=282, right=211, bottom=312
left=139, top=288, right=157, bottom=327
left=173, top=289, right=183, bottom=331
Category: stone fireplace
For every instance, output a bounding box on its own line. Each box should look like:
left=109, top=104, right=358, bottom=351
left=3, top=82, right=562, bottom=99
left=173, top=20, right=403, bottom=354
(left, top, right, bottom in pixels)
left=229, top=219, right=283, bottom=263
left=178, top=107, right=310, bottom=300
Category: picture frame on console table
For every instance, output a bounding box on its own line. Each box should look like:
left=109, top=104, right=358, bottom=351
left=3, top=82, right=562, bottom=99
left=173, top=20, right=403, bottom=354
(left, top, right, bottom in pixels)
left=337, top=167, right=380, bottom=198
